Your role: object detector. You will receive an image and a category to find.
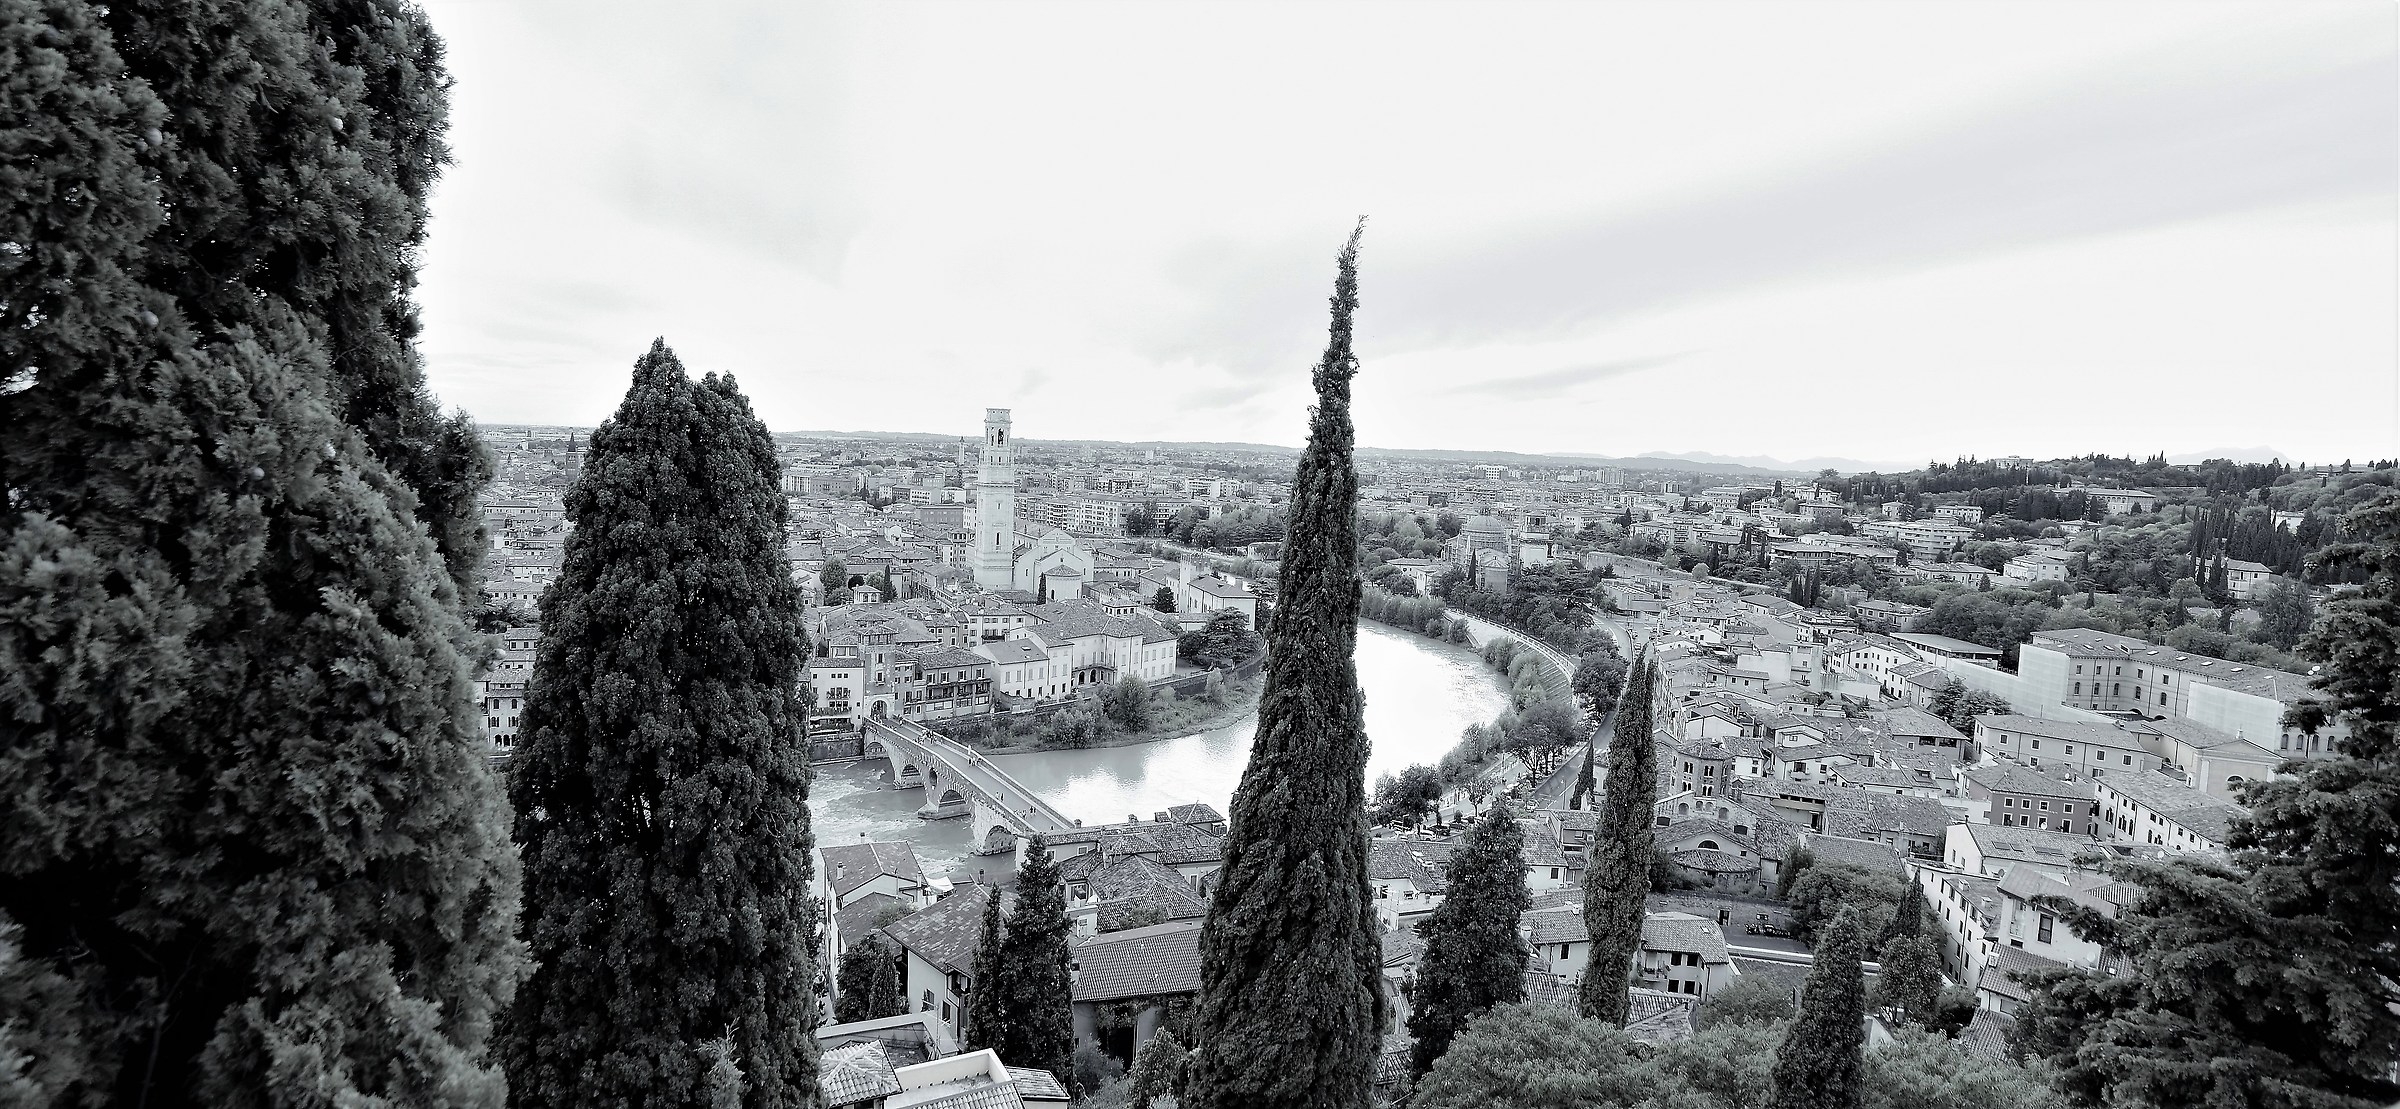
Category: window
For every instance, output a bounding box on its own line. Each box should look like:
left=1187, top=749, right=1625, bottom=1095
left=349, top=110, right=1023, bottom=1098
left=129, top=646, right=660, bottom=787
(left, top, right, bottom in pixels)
left=942, top=1002, right=952, bottom=1022
left=2038, top=914, right=2055, bottom=944
left=2073, top=682, right=2082, bottom=696
left=2123, top=754, right=2133, bottom=766
left=1550, top=867, right=1561, bottom=879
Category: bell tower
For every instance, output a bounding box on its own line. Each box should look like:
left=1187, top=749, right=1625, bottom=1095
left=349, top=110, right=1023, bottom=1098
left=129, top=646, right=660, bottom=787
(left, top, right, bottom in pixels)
left=975, top=409, right=1016, bottom=589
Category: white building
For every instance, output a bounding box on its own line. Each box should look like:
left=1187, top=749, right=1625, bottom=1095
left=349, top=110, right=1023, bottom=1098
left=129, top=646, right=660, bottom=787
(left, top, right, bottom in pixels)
left=2091, top=769, right=2247, bottom=855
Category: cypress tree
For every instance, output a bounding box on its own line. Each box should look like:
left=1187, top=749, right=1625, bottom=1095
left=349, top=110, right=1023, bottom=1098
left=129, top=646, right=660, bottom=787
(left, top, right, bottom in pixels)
left=82, top=0, right=495, bottom=593
left=1769, top=907, right=1868, bottom=1109
left=1579, top=653, right=1655, bottom=1022
left=1406, top=802, right=1532, bottom=1077
left=962, top=887, right=1010, bottom=1053
left=997, top=838, right=1075, bottom=1088
left=0, top=1, right=522, bottom=1103
left=834, top=940, right=904, bottom=1025
left=2015, top=490, right=2400, bottom=1107
left=1186, top=221, right=1384, bottom=1109
left=500, top=342, right=820, bottom=1108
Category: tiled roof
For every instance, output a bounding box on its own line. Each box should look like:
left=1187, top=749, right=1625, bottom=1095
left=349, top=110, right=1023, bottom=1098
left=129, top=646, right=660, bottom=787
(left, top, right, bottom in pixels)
left=820, top=1041, right=904, bottom=1105
left=974, top=640, right=1051, bottom=665
left=1080, top=854, right=1209, bottom=931
left=824, top=841, right=928, bottom=899
left=1981, top=943, right=2066, bottom=1003
left=1070, top=921, right=1204, bottom=1002
left=883, top=886, right=1010, bottom=975
left=1006, top=1068, right=1069, bottom=1102
left=1524, top=907, right=1588, bottom=946
left=1642, top=912, right=1730, bottom=964
left=1369, top=839, right=1456, bottom=893
left=1800, top=833, right=1908, bottom=876
left=835, top=892, right=903, bottom=945
left=1965, top=764, right=2086, bottom=798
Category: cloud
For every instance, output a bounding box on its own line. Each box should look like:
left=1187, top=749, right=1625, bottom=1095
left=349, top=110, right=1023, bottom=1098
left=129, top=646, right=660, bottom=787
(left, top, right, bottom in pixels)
left=1141, top=22, right=2396, bottom=378
left=1443, top=352, right=1690, bottom=397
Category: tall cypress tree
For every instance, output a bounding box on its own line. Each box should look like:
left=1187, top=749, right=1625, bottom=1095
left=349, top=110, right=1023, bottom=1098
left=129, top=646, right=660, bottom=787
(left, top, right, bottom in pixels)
left=1580, top=653, right=1655, bottom=1022
left=1769, top=907, right=1867, bottom=1109
left=1406, top=802, right=1531, bottom=1077
left=997, top=838, right=1074, bottom=1088
left=834, top=940, right=904, bottom=1025
left=0, top=1, right=522, bottom=1103
left=962, top=887, right=1010, bottom=1054
left=81, top=0, right=495, bottom=594
left=2015, top=490, right=2400, bottom=1107
left=1186, top=221, right=1384, bottom=1109
left=500, top=342, right=820, bottom=1108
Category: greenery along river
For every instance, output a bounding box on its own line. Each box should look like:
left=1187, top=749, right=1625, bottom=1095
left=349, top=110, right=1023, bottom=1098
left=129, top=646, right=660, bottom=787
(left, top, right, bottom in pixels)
left=808, top=622, right=1514, bottom=884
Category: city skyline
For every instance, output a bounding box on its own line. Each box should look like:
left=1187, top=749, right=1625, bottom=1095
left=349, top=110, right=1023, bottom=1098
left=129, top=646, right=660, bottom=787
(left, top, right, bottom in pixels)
left=416, top=1, right=2396, bottom=463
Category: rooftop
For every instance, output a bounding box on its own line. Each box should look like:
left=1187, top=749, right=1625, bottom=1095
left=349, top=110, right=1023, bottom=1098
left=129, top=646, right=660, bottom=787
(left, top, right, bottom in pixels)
left=1069, top=920, right=1204, bottom=1002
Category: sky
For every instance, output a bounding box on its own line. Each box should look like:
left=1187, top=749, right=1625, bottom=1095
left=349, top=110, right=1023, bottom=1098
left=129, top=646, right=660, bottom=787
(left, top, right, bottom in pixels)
left=415, top=1, right=2398, bottom=469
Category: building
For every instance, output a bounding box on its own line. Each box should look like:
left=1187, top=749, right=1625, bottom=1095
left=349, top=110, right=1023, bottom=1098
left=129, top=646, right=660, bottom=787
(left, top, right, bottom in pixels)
left=1067, top=920, right=1203, bottom=1060
left=2016, top=629, right=2346, bottom=761
left=1962, top=764, right=2096, bottom=835
left=881, top=886, right=1012, bottom=1045
left=2003, top=550, right=2073, bottom=584
left=974, top=409, right=1016, bottom=589
left=1972, top=715, right=2158, bottom=777
left=971, top=638, right=1069, bottom=702
left=1521, top=908, right=1736, bottom=1002
left=2091, top=769, right=2248, bottom=854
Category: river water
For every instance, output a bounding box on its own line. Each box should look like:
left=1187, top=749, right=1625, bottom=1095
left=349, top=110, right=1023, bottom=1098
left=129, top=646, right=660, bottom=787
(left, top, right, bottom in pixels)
left=807, top=622, right=1512, bottom=885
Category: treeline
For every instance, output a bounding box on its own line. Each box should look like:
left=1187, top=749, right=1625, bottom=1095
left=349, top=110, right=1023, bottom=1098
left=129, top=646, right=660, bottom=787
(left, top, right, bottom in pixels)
left=1831, top=455, right=2306, bottom=502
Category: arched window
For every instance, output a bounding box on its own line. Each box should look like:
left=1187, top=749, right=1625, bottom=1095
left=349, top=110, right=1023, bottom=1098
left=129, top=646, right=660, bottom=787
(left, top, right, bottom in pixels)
left=1698, top=840, right=1721, bottom=851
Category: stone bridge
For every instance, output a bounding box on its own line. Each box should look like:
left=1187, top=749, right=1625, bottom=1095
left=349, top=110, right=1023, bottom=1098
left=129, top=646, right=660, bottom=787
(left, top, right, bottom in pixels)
left=863, top=717, right=1077, bottom=856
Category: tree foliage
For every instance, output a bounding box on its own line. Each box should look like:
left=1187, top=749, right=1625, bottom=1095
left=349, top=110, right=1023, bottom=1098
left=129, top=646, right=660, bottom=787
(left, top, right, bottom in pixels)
left=1406, top=803, right=1531, bottom=1076
left=1693, top=973, right=1796, bottom=1031
left=1177, top=609, right=1261, bottom=670
left=962, top=888, right=1009, bottom=1053
left=500, top=343, right=819, bottom=1108
left=1371, top=764, right=1446, bottom=828
left=1100, top=675, right=1154, bottom=732
left=2013, top=490, right=2400, bottom=1108
left=1126, top=1029, right=1188, bottom=1109
left=834, top=939, right=904, bottom=1025
left=0, top=1, right=524, bottom=1101
left=1188, top=221, right=1383, bottom=1109
left=1580, top=654, right=1655, bottom=1023
left=1768, top=908, right=1868, bottom=1109
left=998, top=839, right=1076, bottom=1092
left=1572, top=641, right=1631, bottom=721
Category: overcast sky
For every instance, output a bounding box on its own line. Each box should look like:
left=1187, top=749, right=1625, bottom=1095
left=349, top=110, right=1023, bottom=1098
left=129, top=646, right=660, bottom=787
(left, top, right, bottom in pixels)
left=416, top=1, right=2397, bottom=469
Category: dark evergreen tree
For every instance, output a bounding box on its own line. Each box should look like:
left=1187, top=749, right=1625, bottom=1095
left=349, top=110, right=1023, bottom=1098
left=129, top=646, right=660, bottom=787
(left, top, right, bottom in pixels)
left=1769, top=908, right=1867, bottom=1109
left=1580, top=653, right=1655, bottom=1022
left=500, top=342, right=820, bottom=1108
left=961, top=887, right=1010, bottom=1053
left=997, top=838, right=1076, bottom=1090
left=2015, top=490, right=2400, bottom=1108
left=1187, top=221, right=1384, bottom=1109
left=834, top=940, right=904, bottom=1025
left=1153, top=585, right=1179, bottom=612
left=0, top=1, right=521, bottom=1102
left=76, top=0, right=495, bottom=593
left=1407, top=802, right=1532, bottom=1077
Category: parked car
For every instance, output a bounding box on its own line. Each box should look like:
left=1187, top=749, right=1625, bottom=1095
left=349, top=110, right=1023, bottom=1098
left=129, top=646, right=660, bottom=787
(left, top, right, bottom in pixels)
left=1744, top=913, right=1794, bottom=938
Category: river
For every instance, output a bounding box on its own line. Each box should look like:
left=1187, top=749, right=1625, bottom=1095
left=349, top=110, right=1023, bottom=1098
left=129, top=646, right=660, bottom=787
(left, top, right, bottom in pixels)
left=807, top=622, right=1513, bottom=885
